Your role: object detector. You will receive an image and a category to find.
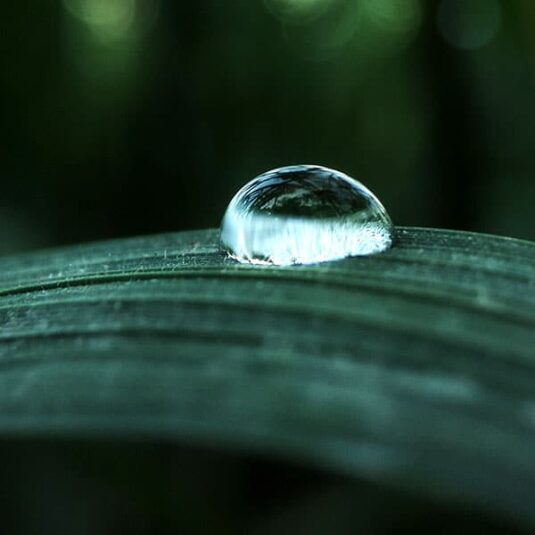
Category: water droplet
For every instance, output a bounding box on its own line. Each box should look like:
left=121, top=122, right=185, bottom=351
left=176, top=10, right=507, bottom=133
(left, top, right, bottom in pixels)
left=220, top=165, right=393, bottom=266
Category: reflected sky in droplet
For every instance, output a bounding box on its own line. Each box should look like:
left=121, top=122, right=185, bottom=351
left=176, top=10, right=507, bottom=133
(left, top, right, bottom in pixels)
left=220, top=165, right=394, bottom=266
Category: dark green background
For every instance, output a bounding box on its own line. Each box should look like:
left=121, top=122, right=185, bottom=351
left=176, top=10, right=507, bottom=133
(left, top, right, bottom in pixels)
left=1, top=2, right=535, bottom=533
left=1, top=0, right=534, bottom=255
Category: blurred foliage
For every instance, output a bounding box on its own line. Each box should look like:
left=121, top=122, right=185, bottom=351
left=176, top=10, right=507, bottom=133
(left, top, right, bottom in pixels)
left=1, top=0, right=535, bottom=254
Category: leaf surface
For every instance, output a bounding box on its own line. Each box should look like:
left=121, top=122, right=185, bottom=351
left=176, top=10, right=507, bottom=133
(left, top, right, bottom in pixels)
left=0, top=227, right=534, bottom=525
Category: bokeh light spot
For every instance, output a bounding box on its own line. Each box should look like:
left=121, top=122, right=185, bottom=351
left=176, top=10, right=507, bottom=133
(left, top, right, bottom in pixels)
left=361, top=0, right=422, bottom=35
left=63, top=0, right=137, bottom=41
left=264, top=0, right=334, bottom=23
left=276, top=0, right=363, bottom=62
left=437, top=0, right=501, bottom=50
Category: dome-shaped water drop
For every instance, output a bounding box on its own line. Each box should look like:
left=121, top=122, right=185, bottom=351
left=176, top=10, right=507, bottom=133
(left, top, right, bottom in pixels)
left=220, top=165, right=393, bottom=266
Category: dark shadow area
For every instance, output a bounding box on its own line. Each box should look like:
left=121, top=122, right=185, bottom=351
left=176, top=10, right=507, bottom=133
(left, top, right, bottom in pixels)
left=0, top=438, right=526, bottom=535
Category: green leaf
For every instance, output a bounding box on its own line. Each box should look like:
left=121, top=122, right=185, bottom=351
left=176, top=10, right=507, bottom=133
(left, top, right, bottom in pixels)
left=0, top=227, right=534, bottom=527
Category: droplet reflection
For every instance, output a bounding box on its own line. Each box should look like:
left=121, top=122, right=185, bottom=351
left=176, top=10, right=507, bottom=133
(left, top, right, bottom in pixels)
left=220, top=165, right=394, bottom=266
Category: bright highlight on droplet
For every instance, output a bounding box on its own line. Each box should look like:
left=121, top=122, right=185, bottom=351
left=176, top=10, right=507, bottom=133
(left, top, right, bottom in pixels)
left=220, top=165, right=394, bottom=266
